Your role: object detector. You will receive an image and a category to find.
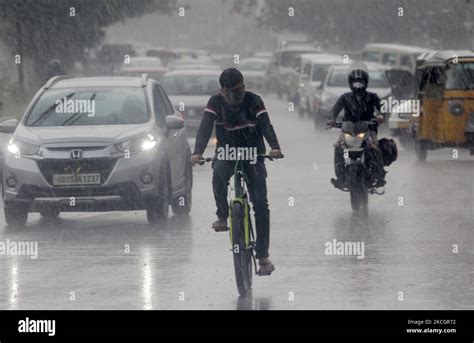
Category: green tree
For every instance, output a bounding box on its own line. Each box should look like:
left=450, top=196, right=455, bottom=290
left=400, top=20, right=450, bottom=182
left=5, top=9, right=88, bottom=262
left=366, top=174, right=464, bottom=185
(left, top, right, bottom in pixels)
left=0, top=0, right=178, bottom=92
left=231, top=0, right=472, bottom=51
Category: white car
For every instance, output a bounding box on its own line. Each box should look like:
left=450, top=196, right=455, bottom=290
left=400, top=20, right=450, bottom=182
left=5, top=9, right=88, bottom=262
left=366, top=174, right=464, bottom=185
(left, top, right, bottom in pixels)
left=0, top=75, right=192, bottom=226
left=161, top=69, right=221, bottom=136
left=237, top=57, right=270, bottom=93
left=296, top=54, right=349, bottom=118
left=315, top=63, right=392, bottom=128
left=387, top=99, right=417, bottom=149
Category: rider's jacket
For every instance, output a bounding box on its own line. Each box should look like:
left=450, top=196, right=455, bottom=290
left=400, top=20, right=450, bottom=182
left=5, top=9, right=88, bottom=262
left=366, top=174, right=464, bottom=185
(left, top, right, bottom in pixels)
left=193, top=91, right=280, bottom=155
left=329, top=90, right=383, bottom=123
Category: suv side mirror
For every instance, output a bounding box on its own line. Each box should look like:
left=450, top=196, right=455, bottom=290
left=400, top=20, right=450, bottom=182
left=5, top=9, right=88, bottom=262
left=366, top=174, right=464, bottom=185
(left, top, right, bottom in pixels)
left=165, top=115, right=184, bottom=130
left=0, top=118, right=18, bottom=133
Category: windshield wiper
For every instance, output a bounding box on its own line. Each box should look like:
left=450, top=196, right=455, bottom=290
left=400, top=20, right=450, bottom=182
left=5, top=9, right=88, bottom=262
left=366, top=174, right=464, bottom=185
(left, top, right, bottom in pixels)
left=61, top=92, right=97, bottom=126
left=29, top=92, right=75, bottom=126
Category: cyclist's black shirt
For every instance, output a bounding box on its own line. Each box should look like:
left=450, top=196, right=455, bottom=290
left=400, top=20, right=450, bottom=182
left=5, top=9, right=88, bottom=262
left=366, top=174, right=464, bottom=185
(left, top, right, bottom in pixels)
left=193, top=91, right=280, bottom=155
left=329, top=91, right=382, bottom=122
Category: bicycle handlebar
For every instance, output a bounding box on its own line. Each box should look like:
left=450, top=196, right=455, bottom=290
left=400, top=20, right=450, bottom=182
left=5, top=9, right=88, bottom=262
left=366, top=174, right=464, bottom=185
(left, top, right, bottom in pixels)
left=196, top=154, right=284, bottom=165
left=325, top=118, right=378, bottom=130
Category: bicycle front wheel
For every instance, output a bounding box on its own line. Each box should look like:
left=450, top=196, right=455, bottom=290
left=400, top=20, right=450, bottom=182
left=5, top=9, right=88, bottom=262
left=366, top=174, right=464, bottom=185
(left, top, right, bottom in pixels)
left=230, top=201, right=253, bottom=297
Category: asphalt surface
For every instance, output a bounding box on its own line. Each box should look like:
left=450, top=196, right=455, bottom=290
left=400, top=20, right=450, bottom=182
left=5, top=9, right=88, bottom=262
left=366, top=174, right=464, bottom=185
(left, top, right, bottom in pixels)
left=0, top=94, right=473, bottom=310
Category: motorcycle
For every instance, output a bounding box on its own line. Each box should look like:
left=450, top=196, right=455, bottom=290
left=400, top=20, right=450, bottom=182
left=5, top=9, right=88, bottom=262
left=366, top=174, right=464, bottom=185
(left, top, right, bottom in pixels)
left=329, top=119, right=386, bottom=211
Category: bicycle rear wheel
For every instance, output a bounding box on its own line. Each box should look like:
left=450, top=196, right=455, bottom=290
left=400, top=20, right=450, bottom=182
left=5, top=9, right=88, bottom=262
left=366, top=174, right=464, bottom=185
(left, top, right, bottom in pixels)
left=230, top=201, right=253, bottom=297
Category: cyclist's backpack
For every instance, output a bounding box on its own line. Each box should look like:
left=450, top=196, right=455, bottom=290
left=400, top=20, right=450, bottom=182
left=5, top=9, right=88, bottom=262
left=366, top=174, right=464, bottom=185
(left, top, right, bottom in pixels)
left=378, top=138, right=398, bottom=166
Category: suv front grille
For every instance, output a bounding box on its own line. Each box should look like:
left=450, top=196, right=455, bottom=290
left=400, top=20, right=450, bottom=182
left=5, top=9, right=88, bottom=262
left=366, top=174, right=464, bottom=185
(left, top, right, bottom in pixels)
left=37, top=158, right=117, bottom=185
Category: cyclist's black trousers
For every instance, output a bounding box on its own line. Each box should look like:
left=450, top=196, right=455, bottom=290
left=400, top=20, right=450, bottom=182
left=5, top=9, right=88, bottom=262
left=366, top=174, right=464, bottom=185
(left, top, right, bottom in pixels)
left=212, top=159, right=270, bottom=259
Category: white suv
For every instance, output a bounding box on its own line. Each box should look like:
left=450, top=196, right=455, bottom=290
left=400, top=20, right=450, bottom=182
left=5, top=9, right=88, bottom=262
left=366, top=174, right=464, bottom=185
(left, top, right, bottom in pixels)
left=0, top=74, right=192, bottom=226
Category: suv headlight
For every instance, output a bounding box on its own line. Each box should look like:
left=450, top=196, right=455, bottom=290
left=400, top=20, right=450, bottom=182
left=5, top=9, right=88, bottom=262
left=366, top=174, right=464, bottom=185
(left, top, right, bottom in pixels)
left=7, top=138, right=40, bottom=156
left=118, top=134, right=157, bottom=153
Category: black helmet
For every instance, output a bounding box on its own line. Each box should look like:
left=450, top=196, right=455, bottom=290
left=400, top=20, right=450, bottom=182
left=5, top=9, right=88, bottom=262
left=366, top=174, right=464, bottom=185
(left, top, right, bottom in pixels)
left=348, top=61, right=369, bottom=92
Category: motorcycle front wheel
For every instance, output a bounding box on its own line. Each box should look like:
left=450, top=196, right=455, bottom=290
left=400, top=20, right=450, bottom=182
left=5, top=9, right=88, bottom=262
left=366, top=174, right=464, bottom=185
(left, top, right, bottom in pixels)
left=348, top=167, right=369, bottom=211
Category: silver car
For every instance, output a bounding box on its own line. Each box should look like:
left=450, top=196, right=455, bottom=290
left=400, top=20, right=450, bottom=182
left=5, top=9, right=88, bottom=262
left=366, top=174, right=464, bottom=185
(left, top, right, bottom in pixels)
left=314, top=63, right=392, bottom=128
left=161, top=69, right=221, bottom=135
left=0, top=74, right=193, bottom=226
left=237, top=57, right=270, bottom=93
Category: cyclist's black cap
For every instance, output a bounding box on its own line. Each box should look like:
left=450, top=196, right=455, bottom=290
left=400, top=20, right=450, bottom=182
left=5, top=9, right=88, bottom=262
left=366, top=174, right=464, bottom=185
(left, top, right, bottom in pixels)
left=219, top=68, right=244, bottom=88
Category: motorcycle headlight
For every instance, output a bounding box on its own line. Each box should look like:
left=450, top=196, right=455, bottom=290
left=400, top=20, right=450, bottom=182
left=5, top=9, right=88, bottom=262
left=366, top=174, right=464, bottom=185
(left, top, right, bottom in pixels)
left=119, top=134, right=157, bottom=153
left=7, top=138, right=40, bottom=156
left=343, top=133, right=364, bottom=148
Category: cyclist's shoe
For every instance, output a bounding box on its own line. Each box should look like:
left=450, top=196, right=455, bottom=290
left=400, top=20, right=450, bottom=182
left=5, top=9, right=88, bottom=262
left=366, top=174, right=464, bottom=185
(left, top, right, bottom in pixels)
left=257, top=258, right=275, bottom=276
left=212, top=218, right=229, bottom=232
left=373, top=178, right=386, bottom=188
left=331, top=178, right=346, bottom=191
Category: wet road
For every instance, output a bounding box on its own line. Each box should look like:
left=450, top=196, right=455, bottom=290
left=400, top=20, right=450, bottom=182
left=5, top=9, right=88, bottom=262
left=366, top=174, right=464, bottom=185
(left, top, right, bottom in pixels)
left=0, top=94, right=473, bottom=310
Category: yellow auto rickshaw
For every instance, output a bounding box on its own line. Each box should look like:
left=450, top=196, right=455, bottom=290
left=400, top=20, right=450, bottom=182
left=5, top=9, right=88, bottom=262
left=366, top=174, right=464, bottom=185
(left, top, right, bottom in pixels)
left=411, top=50, right=474, bottom=161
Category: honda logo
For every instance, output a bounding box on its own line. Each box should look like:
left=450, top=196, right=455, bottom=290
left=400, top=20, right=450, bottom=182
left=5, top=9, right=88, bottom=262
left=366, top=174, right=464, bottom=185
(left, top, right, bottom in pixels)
left=70, top=149, right=83, bottom=159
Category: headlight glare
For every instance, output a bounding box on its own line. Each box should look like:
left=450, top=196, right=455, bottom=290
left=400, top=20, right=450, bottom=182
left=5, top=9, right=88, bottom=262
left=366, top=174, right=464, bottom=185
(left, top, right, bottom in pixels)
left=343, top=133, right=364, bottom=148
left=120, top=134, right=157, bottom=153
left=7, top=138, right=39, bottom=156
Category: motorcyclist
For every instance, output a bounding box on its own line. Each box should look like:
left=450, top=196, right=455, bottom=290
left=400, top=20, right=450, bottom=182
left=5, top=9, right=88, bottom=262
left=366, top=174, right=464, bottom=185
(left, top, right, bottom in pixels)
left=191, top=68, right=283, bottom=276
left=326, top=62, right=386, bottom=189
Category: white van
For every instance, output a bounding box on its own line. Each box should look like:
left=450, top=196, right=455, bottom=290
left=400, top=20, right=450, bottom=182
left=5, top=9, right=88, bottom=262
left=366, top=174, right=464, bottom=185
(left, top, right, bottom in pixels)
left=296, top=54, right=349, bottom=117
left=362, top=44, right=430, bottom=73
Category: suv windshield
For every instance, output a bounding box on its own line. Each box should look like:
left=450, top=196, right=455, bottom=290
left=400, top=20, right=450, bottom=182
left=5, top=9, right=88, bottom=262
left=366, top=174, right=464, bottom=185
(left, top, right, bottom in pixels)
left=26, top=87, right=148, bottom=127
left=161, top=75, right=220, bottom=96
left=446, top=62, right=474, bottom=90
left=327, top=69, right=389, bottom=88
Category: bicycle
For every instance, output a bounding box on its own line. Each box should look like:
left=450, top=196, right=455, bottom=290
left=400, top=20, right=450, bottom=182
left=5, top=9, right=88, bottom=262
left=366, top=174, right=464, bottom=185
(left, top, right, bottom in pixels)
left=198, top=154, right=283, bottom=296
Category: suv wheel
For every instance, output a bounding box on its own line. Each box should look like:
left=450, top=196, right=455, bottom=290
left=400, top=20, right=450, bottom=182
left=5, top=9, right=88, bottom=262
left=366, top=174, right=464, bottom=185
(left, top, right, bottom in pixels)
left=146, top=168, right=170, bottom=225
left=171, top=161, right=192, bottom=215
left=5, top=204, right=28, bottom=226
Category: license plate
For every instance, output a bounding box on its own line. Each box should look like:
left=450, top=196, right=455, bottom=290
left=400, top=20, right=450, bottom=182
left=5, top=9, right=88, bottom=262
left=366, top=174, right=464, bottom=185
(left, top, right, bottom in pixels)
left=52, top=173, right=101, bottom=186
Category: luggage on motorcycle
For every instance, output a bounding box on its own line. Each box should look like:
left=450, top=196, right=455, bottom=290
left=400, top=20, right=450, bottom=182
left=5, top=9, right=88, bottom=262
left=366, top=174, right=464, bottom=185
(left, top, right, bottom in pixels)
left=378, top=138, right=398, bottom=166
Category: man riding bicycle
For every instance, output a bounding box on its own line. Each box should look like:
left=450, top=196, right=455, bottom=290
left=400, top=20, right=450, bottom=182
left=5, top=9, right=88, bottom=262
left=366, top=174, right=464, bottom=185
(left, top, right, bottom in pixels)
left=191, top=68, right=283, bottom=276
